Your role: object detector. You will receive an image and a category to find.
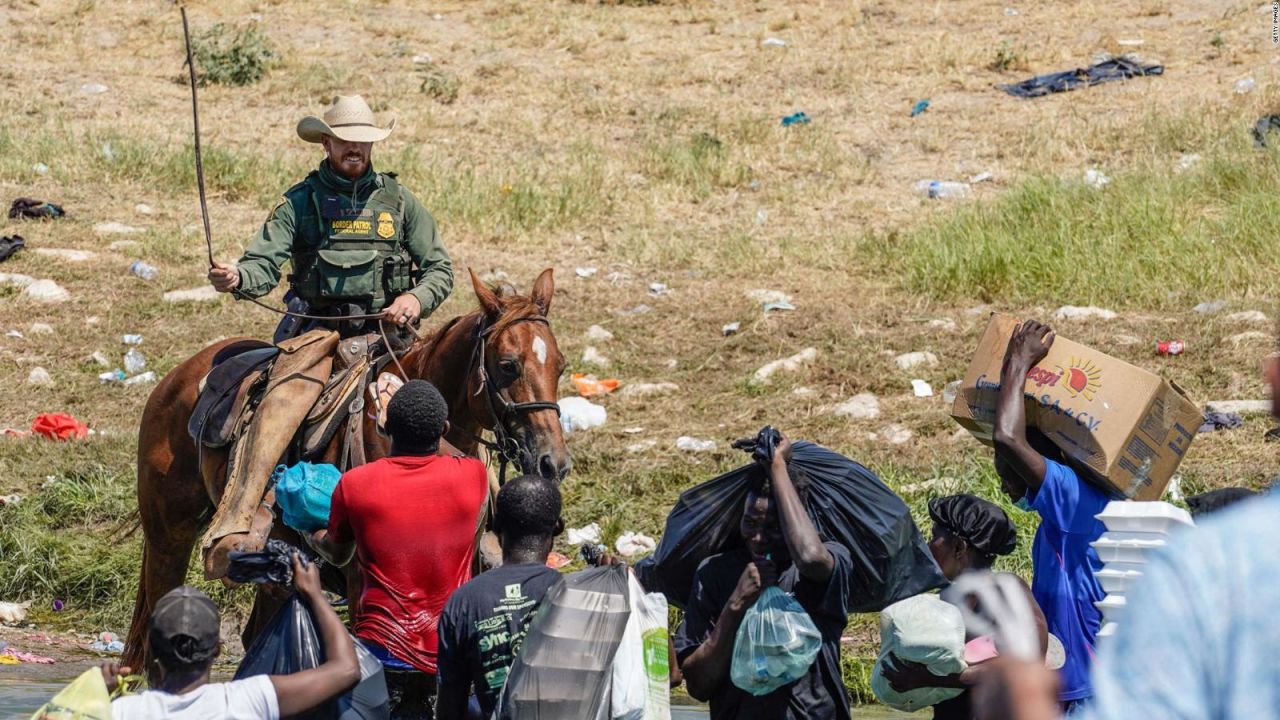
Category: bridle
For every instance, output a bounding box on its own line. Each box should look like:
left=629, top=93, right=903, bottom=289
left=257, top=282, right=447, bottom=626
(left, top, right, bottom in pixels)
left=467, top=313, right=561, bottom=484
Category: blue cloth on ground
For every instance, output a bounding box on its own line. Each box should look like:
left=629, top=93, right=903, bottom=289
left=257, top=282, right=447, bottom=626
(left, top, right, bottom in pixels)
left=1027, top=458, right=1108, bottom=703
left=273, top=462, right=342, bottom=533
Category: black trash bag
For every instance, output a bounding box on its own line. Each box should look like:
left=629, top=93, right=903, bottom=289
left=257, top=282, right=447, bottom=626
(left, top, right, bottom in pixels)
left=235, top=594, right=390, bottom=720
left=636, top=429, right=946, bottom=613
left=494, top=564, right=628, bottom=720
left=227, top=539, right=298, bottom=585
left=997, top=57, right=1163, bottom=99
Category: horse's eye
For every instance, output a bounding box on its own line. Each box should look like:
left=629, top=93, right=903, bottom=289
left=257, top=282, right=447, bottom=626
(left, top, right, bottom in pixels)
left=499, top=359, right=520, bottom=378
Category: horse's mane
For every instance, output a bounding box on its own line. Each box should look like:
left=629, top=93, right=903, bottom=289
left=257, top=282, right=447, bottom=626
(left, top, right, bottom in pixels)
left=405, top=294, right=547, bottom=378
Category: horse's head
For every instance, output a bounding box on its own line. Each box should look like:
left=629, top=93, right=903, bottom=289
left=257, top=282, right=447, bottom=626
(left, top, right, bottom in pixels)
left=467, top=267, right=571, bottom=481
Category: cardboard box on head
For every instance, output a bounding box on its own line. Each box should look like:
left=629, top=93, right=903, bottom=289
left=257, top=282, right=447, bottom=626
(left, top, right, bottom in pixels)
left=951, top=314, right=1203, bottom=501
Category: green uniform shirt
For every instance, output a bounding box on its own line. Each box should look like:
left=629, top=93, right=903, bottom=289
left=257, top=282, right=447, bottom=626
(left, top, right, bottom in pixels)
left=236, top=161, right=453, bottom=315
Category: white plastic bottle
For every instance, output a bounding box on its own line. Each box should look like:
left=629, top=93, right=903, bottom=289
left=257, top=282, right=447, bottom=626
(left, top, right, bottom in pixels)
left=914, top=180, right=971, bottom=199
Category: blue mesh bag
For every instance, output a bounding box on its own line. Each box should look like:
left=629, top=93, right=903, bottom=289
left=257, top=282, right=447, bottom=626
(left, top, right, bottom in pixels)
left=273, top=462, right=342, bottom=532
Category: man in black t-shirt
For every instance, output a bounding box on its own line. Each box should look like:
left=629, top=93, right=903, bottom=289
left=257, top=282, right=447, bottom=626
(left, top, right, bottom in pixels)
left=675, top=431, right=855, bottom=720
left=436, top=475, right=565, bottom=720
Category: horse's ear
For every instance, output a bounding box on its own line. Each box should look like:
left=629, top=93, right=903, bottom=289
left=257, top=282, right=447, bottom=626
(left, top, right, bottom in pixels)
left=469, top=268, right=502, bottom=318
left=530, top=268, right=554, bottom=316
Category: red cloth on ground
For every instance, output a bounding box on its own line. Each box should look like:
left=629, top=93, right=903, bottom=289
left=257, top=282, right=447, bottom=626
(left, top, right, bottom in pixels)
left=30, top=413, right=88, bottom=441
left=328, top=454, right=488, bottom=674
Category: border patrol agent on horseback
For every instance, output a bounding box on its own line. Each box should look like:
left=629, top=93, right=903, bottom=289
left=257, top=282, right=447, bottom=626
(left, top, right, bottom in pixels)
left=200, top=95, right=454, bottom=579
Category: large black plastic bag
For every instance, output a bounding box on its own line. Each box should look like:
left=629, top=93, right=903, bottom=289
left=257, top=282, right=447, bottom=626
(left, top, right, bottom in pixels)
left=235, top=594, right=390, bottom=720
left=495, top=564, right=629, bottom=720
left=636, top=439, right=946, bottom=612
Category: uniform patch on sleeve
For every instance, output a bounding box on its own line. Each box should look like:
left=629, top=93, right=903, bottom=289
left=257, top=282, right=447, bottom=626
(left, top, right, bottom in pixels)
left=267, top=195, right=288, bottom=220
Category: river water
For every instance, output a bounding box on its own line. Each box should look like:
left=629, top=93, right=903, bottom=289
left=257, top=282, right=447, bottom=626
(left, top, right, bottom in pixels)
left=0, top=680, right=922, bottom=719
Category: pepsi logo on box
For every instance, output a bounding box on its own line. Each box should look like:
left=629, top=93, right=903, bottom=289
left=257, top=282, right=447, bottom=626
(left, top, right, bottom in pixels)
left=950, top=314, right=1203, bottom=501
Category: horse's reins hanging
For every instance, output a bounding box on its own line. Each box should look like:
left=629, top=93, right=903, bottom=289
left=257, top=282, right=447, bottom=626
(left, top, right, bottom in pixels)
left=468, top=315, right=561, bottom=484
left=180, top=5, right=403, bottom=377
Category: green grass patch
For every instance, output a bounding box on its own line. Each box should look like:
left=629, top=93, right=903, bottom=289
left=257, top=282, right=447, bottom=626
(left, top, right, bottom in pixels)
left=870, top=141, right=1280, bottom=308
left=190, top=23, right=279, bottom=87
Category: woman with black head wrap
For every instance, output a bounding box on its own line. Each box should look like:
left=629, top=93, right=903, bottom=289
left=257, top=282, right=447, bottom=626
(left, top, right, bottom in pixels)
left=883, top=494, right=1049, bottom=720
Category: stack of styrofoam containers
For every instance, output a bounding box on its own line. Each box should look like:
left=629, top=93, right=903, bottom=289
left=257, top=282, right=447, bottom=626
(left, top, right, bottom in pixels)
left=1090, top=501, right=1195, bottom=641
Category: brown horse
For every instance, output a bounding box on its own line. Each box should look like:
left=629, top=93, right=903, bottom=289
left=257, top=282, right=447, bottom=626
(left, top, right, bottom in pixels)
left=125, top=269, right=569, bottom=669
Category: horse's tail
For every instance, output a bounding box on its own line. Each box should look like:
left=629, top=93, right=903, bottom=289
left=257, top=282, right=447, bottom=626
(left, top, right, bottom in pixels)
left=123, top=540, right=150, bottom=670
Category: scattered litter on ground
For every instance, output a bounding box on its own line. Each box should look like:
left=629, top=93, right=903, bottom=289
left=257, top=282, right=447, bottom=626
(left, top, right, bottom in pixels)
left=617, top=304, right=651, bottom=316
left=567, top=523, right=602, bottom=545
left=722, top=322, right=740, bottom=336
left=123, top=334, right=143, bottom=345
left=615, top=532, right=657, bottom=557
left=1054, top=305, right=1116, bottom=321
left=1199, top=412, right=1243, bottom=433
left=32, top=163, right=48, bottom=174
left=130, top=260, right=158, bottom=281
left=834, top=393, right=881, bottom=420
left=1117, top=38, right=1144, bottom=46
left=5, top=330, right=23, bottom=339
left=124, top=348, right=146, bottom=374
left=910, top=99, right=930, bottom=117
left=9, top=198, right=65, bottom=220
left=1193, top=299, right=1227, bottom=314
left=0, top=235, right=25, bottom=263
left=619, top=382, right=678, bottom=399
left=1252, top=114, right=1280, bottom=147
left=90, top=351, right=110, bottom=366
left=123, top=371, right=156, bottom=386
left=792, top=386, right=817, bottom=397
left=412, top=53, right=433, bottom=64
left=134, top=203, right=154, bottom=215
left=998, top=57, right=1163, bottom=98
left=79, top=82, right=108, bottom=94
left=558, top=397, right=607, bottom=433
left=895, top=351, right=938, bottom=371
left=1083, top=168, right=1111, bottom=188
left=85, top=316, right=99, bottom=325
left=585, top=324, right=613, bottom=342
left=1227, top=310, right=1269, bottom=324
left=929, top=318, right=958, bottom=331
left=0, top=494, right=21, bottom=506
left=761, top=37, right=787, bottom=47
left=31, top=413, right=89, bottom=441
left=752, top=347, right=819, bottom=384
left=1205, top=400, right=1271, bottom=415
left=89, top=632, right=124, bottom=654
left=1177, top=153, right=1202, bottom=172
left=1155, top=340, right=1185, bottom=356
left=29, top=323, right=52, bottom=335
left=876, top=424, right=915, bottom=445
left=755, top=209, right=769, bottom=225
left=648, top=282, right=670, bottom=297
left=3, top=648, right=55, bottom=664
left=1226, top=331, right=1270, bottom=346
left=98, top=369, right=127, bottom=384
left=163, top=286, right=220, bottom=303
left=575, top=267, right=597, bottom=278
left=0, top=602, right=30, bottom=624
left=23, top=279, right=70, bottom=303
left=627, top=439, right=658, bottom=453
left=942, top=380, right=961, bottom=404
left=622, top=427, right=645, bottom=434
left=101, top=143, right=115, bottom=161
left=664, top=358, right=678, bottom=369
left=911, top=379, right=934, bottom=397
left=762, top=300, right=795, bottom=312
left=1003, top=7, right=1018, bottom=15
left=27, top=367, right=52, bottom=387
left=968, top=171, right=994, bottom=184
left=545, top=552, right=572, bottom=570
left=746, top=289, right=791, bottom=304
left=781, top=111, right=811, bottom=127
left=1235, top=77, right=1256, bottom=94
left=571, top=373, right=620, bottom=398
left=914, top=180, right=970, bottom=199
left=51, top=599, right=63, bottom=611
left=605, top=271, right=631, bottom=284
left=33, top=248, right=95, bottom=262
left=676, top=436, right=717, bottom=452
left=92, top=221, right=143, bottom=234
left=581, top=346, right=610, bottom=367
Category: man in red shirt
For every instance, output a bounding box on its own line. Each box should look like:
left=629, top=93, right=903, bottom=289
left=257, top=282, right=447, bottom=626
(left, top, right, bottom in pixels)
left=311, top=379, right=488, bottom=720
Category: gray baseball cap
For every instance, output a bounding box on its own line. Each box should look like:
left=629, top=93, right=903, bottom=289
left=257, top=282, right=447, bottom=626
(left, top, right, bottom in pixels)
left=149, top=586, right=220, bottom=664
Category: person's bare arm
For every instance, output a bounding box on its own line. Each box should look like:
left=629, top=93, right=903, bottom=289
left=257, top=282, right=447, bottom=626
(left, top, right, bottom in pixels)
left=270, top=554, right=361, bottom=717
left=993, top=320, right=1054, bottom=493
left=768, top=433, right=834, bottom=583
left=435, top=609, right=469, bottom=720
left=307, top=528, right=355, bottom=566
left=681, top=561, right=776, bottom=701
left=972, top=658, right=1062, bottom=720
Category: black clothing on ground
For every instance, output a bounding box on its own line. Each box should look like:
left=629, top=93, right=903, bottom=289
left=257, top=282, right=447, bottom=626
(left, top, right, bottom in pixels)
left=437, top=563, right=563, bottom=718
left=997, top=58, right=1163, bottom=98
left=674, top=542, right=855, bottom=720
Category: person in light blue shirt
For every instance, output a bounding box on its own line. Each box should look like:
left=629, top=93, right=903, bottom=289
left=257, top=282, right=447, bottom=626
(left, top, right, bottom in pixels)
left=992, top=320, right=1111, bottom=709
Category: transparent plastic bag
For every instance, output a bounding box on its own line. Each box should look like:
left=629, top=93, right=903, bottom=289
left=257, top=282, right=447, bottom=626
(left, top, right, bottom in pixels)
left=729, top=587, right=822, bottom=696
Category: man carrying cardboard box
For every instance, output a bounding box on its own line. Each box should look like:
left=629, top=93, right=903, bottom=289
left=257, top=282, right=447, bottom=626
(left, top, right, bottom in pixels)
left=993, top=319, right=1108, bottom=712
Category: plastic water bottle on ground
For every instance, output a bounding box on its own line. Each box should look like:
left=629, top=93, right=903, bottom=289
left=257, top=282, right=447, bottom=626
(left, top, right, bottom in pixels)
left=124, top=348, right=146, bottom=374
left=98, top=369, right=126, bottom=384
left=123, top=371, right=156, bottom=386
left=914, top=180, right=971, bottom=199
left=122, top=334, right=143, bottom=345
left=130, top=261, right=157, bottom=281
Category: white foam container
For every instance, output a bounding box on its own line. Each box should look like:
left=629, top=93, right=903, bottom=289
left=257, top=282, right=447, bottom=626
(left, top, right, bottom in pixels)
left=1101, top=559, right=1147, bottom=574
left=1095, top=593, right=1127, bottom=622
left=1097, top=531, right=1170, bottom=545
left=1091, top=538, right=1163, bottom=564
left=1095, top=567, right=1143, bottom=594
left=1095, top=501, right=1193, bottom=534
left=1097, top=622, right=1119, bottom=638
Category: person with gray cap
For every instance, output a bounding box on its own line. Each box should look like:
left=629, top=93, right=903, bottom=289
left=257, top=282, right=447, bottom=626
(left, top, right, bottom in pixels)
left=102, top=553, right=360, bottom=719
left=207, top=94, right=453, bottom=340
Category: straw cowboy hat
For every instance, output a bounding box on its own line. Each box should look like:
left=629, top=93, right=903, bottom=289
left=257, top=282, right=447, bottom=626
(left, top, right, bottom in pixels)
left=296, top=95, right=396, bottom=144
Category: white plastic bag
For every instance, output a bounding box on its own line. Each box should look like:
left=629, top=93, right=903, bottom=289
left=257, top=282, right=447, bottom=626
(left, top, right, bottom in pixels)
left=611, top=571, right=672, bottom=720
left=870, top=594, right=968, bottom=711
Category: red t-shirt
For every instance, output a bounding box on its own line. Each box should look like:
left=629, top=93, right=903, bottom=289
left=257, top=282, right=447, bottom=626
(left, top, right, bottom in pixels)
left=328, top=454, right=489, bottom=674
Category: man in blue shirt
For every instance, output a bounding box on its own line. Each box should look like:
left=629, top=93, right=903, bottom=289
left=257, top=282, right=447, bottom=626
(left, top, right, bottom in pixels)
left=993, top=319, right=1110, bottom=710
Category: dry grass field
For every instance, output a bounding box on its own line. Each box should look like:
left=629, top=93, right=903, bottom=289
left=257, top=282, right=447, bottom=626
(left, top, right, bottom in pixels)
left=3, top=0, right=1280, bottom=700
